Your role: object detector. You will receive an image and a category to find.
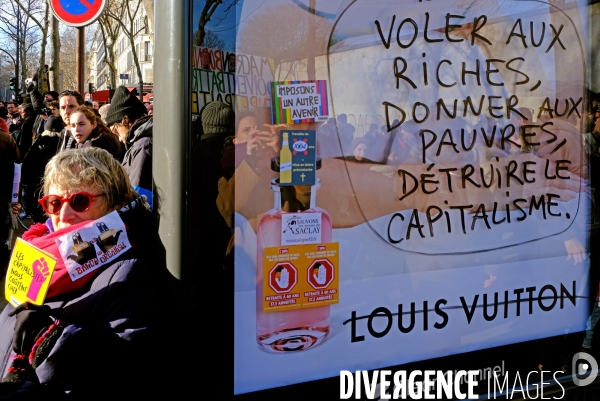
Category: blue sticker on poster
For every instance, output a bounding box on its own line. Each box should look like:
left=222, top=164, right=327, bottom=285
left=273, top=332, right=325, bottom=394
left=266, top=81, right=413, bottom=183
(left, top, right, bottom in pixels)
left=279, top=130, right=316, bottom=186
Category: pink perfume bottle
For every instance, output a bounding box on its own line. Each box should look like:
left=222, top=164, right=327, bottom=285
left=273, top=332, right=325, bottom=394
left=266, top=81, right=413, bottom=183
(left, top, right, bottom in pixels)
left=256, top=158, right=331, bottom=352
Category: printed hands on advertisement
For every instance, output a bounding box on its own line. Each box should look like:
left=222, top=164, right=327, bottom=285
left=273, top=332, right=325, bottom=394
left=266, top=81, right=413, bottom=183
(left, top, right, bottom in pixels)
left=275, top=267, right=289, bottom=289
left=314, top=264, right=327, bottom=285
left=565, top=237, right=586, bottom=265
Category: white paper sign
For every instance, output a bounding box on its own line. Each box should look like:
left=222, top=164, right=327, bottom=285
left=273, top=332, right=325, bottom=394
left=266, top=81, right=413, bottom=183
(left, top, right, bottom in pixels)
left=281, top=212, right=322, bottom=245
left=55, top=211, right=131, bottom=281
left=276, top=82, right=322, bottom=119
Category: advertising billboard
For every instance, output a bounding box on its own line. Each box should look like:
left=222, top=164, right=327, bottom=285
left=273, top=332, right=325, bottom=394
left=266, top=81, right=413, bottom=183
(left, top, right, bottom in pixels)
left=199, top=0, right=596, bottom=395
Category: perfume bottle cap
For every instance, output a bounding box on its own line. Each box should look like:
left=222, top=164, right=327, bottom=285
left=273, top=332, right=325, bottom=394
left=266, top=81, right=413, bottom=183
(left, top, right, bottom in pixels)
left=271, top=156, right=322, bottom=172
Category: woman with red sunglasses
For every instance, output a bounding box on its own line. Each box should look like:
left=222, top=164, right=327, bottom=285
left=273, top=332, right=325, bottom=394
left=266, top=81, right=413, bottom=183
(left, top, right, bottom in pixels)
left=0, top=147, right=181, bottom=399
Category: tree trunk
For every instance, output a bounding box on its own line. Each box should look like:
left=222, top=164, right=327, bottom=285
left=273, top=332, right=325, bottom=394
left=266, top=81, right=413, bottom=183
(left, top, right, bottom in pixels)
left=106, top=39, right=117, bottom=90
left=48, top=15, right=60, bottom=92
left=132, top=48, right=144, bottom=102
left=195, top=0, right=223, bottom=46
left=37, top=2, right=49, bottom=94
left=19, top=38, right=26, bottom=92
left=38, top=35, right=48, bottom=94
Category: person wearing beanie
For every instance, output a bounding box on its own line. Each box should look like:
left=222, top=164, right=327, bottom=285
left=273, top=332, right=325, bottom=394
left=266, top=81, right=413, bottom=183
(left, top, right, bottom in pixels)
left=44, top=91, right=59, bottom=101
left=20, top=115, right=65, bottom=222
left=111, top=86, right=157, bottom=214
left=105, top=86, right=147, bottom=128
left=200, top=100, right=235, bottom=139
left=191, top=101, right=235, bottom=272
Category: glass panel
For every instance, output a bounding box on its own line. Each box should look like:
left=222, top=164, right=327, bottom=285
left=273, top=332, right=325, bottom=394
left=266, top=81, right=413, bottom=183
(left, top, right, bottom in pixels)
left=193, top=0, right=598, bottom=395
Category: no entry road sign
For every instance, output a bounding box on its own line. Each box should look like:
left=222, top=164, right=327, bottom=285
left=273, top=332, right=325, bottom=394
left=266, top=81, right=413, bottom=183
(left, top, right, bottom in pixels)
left=50, top=0, right=107, bottom=27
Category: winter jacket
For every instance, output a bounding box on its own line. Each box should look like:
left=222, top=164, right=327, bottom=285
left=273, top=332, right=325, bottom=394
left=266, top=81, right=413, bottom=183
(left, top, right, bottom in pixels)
left=122, top=115, right=154, bottom=209
left=27, top=86, right=46, bottom=139
left=55, top=128, right=71, bottom=154
left=0, top=199, right=184, bottom=400
left=15, top=115, right=34, bottom=158
left=20, top=131, right=60, bottom=221
left=75, top=129, right=123, bottom=162
left=57, top=125, right=122, bottom=162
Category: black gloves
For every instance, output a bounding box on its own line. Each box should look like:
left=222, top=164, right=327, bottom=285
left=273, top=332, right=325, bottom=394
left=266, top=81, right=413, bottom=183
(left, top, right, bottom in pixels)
left=8, top=303, right=52, bottom=356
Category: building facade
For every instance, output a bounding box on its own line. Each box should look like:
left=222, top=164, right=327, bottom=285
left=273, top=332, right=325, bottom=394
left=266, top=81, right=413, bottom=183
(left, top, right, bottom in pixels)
left=87, top=3, right=153, bottom=100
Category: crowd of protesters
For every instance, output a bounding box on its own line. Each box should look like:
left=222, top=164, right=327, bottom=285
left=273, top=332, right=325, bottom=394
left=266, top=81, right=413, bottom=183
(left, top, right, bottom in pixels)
left=0, top=81, right=183, bottom=399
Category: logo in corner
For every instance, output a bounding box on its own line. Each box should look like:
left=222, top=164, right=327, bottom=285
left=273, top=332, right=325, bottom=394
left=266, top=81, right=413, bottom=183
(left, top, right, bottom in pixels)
left=572, top=351, right=598, bottom=386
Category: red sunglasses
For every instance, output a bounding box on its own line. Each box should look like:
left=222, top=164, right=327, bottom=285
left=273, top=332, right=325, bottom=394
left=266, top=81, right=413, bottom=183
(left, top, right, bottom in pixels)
left=38, top=192, right=104, bottom=215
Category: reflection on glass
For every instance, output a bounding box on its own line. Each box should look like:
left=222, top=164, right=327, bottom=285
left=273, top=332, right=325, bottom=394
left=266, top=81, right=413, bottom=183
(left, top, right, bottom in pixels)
left=198, top=0, right=598, bottom=394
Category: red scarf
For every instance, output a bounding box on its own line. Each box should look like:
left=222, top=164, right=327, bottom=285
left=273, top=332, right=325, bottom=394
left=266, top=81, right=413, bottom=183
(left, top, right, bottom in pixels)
left=22, top=221, right=105, bottom=299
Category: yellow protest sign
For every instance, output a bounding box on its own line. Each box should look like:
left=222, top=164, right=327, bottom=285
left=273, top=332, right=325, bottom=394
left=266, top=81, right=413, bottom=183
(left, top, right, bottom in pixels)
left=263, top=242, right=339, bottom=312
left=6, top=238, right=57, bottom=307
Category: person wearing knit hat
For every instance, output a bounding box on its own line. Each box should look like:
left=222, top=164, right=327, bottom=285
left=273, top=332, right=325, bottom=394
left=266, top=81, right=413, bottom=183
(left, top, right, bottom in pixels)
left=44, top=91, right=59, bottom=101
left=200, top=101, right=235, bottom=138
left=105, top=86, right=148, bottom=128
left=192, top=101, right=235, bottom=276
left=117, top=85, right=156, bottom=215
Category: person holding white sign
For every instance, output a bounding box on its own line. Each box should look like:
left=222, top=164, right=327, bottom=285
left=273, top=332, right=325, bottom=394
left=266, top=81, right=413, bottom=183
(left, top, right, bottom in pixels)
left=0, top=147, right=182, bottom=400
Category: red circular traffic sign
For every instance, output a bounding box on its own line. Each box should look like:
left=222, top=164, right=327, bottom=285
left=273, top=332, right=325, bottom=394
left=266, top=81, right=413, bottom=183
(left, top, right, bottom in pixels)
left=50, top=0, right=107, bottom=27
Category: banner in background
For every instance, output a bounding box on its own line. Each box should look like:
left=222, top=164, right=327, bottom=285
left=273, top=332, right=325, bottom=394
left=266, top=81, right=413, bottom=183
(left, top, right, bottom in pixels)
left=192, top=46, right=275, bottom=114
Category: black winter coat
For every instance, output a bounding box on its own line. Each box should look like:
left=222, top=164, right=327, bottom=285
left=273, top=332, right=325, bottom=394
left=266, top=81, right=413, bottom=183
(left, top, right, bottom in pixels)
left=15, top=115, right=34, bottom=158
left=122, top=115, right=154, bottom=209
left=74, top=130, right=123, bottom=162
left=0, top=201, right=186, bottom=400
